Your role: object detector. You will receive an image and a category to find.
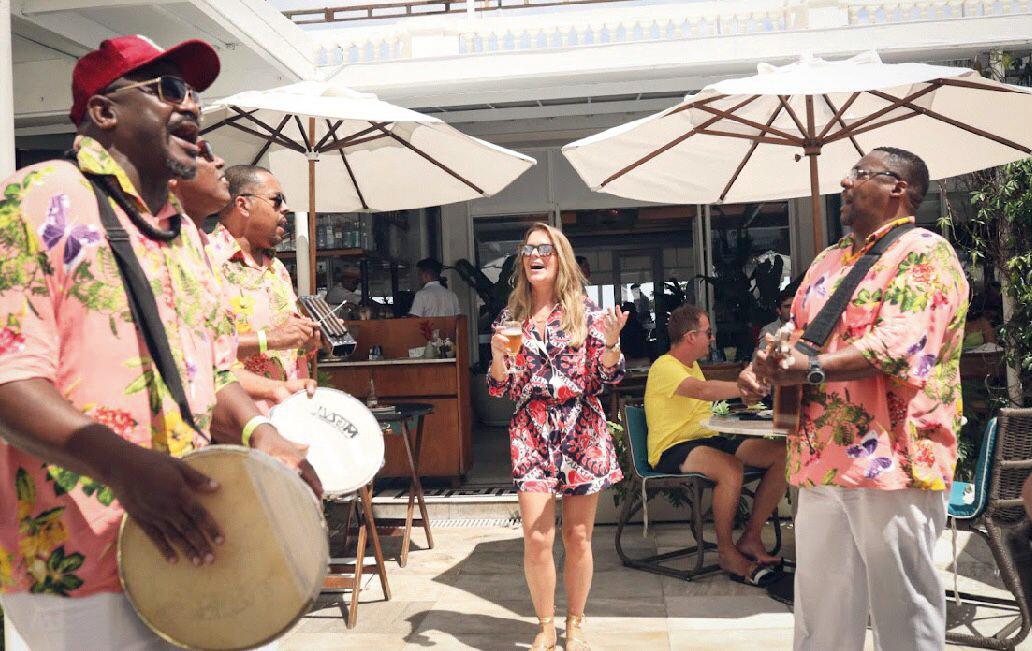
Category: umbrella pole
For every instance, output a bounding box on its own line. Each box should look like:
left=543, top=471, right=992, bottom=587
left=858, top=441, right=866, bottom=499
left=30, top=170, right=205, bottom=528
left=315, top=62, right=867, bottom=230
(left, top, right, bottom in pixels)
left=308, top=117, right=317, bottom=295
left=805, top=96, right=824, bottom=254
left=808, top=153, right=823, bottom=253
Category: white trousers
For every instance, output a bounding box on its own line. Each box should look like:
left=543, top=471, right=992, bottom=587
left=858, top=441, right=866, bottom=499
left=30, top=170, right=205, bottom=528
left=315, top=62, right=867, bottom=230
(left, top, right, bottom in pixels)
left=793, top=486, right=948, bottom=651
left=2, top=592, right=180, bottom=651
left=2, top=592, right=278, bottom=651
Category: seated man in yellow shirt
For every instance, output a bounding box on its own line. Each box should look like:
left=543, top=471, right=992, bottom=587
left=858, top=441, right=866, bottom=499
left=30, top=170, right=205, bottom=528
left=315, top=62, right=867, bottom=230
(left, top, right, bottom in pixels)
left=645, top=304, right=786, bottom=585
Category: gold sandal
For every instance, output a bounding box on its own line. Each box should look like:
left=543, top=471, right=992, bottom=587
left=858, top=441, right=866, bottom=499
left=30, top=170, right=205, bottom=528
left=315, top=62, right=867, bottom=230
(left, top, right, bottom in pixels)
left=531, top=616, right=557, bottom=651
left=566, top=613, right=590, bottom=651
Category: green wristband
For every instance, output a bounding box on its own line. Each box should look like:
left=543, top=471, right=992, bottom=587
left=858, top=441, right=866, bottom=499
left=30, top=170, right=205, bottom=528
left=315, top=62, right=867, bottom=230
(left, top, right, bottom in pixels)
left=242, top=415, right=271, bottom=447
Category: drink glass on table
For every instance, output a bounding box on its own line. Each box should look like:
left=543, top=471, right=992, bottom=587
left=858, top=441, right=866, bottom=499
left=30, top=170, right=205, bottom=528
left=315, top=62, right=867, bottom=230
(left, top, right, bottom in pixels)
left=500, top=320, right=523, bottom=375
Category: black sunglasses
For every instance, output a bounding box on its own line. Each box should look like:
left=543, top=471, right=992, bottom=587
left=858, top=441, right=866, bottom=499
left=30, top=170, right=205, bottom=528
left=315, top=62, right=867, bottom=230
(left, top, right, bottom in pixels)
left=198, top=140, right=215, bottom=163
left=517, top=243, right=556, bottom=257
left=240, top=192, right=287, bottom=210
left=105, top=76, right=199, bottom=108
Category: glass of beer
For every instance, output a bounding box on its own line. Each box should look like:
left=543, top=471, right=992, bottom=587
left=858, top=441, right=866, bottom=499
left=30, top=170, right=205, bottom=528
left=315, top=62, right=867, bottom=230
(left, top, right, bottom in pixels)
left=500, top=320, right=523, bottom=375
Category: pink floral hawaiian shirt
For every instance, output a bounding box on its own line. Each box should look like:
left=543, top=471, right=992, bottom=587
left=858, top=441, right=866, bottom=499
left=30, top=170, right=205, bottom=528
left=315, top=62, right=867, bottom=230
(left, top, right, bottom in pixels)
left=788, top=218, right=968, bottom=491
left=0, top=138, right=236, bottom=597
left=207, top=224, right=307, bottom=413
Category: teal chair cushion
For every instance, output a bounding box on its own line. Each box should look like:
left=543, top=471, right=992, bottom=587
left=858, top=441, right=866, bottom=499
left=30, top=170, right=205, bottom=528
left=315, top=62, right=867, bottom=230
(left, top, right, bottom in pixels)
left=949, top=418, right=997, bottom=520
left=623, top=405, right=763, bottom=482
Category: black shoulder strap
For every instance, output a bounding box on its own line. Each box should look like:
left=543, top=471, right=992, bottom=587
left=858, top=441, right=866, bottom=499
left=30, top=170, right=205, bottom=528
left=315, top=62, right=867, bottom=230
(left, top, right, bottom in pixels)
left=86, top=176, right=207, bottom=440
left=796, top=223, right=915, bottom=355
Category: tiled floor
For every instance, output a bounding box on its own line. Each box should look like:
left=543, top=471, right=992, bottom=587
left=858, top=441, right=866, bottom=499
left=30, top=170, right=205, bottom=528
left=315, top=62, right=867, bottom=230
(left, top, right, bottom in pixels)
left=280, top=519, right=1032, bottom=650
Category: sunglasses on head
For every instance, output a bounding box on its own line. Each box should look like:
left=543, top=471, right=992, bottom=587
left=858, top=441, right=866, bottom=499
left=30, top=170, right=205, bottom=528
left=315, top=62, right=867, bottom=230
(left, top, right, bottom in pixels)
left=240, top=192, right=287, bottom=210
left=518, top=243, right=556, bottom=257
left=105, top=76, right=199, bottom=108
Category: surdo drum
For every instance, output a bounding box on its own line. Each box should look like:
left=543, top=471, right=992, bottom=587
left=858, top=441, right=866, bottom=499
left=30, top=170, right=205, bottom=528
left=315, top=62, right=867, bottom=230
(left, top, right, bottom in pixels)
left=118, top=445, right=329, bottom=650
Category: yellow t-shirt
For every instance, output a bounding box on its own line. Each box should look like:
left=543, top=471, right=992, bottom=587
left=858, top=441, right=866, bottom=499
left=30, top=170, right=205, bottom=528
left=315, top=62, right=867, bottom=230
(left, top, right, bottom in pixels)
left=644, top=355, right=717, bottom=467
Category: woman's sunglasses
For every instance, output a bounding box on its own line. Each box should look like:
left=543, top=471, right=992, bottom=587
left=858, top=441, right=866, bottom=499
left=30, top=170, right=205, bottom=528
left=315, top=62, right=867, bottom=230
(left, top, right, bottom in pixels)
left=105, top=76, right=199, bottom=108
left=517, top=244, right=556, bottom=257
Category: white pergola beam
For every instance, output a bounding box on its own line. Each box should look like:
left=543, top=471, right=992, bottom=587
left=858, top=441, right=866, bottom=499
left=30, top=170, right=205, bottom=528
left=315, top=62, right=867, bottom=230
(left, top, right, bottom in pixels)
left=20, top=0, right=178, bottom=14
left=1, top=0, right=16, bottom=176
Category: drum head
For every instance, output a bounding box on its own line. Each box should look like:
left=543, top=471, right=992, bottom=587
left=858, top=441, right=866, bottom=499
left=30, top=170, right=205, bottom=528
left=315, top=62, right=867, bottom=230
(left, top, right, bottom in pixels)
left=118, top=446, right=328, bottom=650
left=269, top=387, right=385, bottom=496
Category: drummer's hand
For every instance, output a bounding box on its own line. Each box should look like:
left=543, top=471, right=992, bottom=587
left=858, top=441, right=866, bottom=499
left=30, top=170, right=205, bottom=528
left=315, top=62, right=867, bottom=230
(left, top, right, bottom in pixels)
left=267, top=315, right=319, bottom=351
left=106, top=446, right=224, bottom=566
left=737, top=364, right=770, bottom=404
left=272, top=378, right=317, bottom=404
left=251, top=424, right=324, bottom=499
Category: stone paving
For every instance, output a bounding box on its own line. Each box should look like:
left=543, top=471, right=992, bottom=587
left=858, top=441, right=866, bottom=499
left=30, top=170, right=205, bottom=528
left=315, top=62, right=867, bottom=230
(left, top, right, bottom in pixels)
left=281, top=520, right=1030, bottom=650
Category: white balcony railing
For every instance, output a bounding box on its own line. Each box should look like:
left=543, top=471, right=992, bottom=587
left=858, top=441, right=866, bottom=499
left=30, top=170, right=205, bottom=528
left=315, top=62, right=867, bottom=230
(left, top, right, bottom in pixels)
left=310, top=0, right=1032, bottom=65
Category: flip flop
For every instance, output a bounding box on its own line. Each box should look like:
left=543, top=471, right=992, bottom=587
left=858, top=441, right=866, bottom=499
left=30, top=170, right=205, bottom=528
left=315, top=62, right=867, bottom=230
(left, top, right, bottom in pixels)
left=728, top=563, right=779, bottom=588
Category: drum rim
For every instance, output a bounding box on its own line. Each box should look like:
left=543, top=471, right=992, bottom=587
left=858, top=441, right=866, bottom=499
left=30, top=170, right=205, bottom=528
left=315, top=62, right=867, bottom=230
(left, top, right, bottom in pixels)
left=269, top=387, right=385, bottom=495
left=117, top=444, right=329, bottom=651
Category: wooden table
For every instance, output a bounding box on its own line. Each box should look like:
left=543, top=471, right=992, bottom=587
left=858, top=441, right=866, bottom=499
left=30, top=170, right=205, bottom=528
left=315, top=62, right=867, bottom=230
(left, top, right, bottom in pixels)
left=703, top=414, right=788, bottom=437
left=374, top=402, right=434, bottom=567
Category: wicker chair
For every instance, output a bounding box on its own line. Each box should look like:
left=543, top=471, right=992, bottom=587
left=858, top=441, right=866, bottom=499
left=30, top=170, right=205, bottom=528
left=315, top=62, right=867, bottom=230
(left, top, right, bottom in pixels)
left=946, top=407, right=1032, bottom=650
left=614, top=404, right=782, bottom=581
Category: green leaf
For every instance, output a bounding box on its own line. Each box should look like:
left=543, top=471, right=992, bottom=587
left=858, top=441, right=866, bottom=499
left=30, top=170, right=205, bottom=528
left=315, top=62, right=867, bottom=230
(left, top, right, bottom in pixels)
left=821, top=469, right=838, bottom=485
left=124, top=370, right=154, bottom=396
left=15, top=468, right=34, bottom=503
left=58, top=550, right=84, bottom=573
left=59, top=574, right=84, bottom=592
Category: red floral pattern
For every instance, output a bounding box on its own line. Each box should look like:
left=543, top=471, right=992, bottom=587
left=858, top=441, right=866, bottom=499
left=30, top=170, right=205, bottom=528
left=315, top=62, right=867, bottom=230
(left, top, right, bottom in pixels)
left=488, top=298, right=624, bottom=495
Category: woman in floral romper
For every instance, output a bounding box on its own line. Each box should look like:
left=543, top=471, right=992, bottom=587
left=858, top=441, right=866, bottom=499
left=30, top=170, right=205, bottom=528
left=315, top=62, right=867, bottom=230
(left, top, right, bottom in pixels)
left=488, top=223, right=626, bottom=651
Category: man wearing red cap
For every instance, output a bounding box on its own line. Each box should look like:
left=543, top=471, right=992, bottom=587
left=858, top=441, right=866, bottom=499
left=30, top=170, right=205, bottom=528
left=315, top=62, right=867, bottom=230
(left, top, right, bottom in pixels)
left=0, top=35, right=315, bottom=649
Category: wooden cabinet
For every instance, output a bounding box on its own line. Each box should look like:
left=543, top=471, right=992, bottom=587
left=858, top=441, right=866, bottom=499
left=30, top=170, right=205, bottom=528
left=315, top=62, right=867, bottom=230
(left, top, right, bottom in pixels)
left=320, top=316, right=472, bottom=481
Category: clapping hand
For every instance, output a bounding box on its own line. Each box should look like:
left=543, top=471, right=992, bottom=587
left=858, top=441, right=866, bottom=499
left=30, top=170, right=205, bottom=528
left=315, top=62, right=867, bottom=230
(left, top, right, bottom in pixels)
left=601, top=306, right=629, bottom=347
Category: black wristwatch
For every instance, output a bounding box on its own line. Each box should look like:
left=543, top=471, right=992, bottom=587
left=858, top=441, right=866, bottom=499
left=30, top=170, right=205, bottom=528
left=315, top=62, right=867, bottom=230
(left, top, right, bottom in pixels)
left=806, top=355, right=826, bottom=385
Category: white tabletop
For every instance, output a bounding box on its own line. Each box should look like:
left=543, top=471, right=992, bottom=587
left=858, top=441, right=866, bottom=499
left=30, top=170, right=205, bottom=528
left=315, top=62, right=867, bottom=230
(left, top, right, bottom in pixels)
left=703, top=415, right=788, bottom=438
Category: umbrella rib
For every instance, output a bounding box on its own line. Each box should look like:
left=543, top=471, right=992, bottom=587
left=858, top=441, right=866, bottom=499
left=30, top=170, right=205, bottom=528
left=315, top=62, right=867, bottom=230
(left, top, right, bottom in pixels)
left=199, top=109, right=257, bottom=136
left=937, top=77, right=1027, bottom=93
left=697, top=129, right=798, bottom=146
left=320, top=131, right=391, bottom=153
left=816, top=92, right=861, bottom=141
left=866, top=89, right=1031, bottom=154
left=314, top=120, right=343, bottom=151
left=225, top=121, right=306, bottom=154
left=833, top=110, right=921, bottom=140
left=371, top=122, right=485, bottom=194
left=325, top=119, right=369, bottom=211
left=719, top=104, right=785, bottom=202
left=824, top=82, right=942, bottom=143
left=228, top=107, right=307, bottom=151
left=250, top=114, right=293, bottom=166
left=667, top=93, right=729, bottom=117
left=294, top=115, right=313, bottom=151
left=694, top=104, right=803, bottom=143
left=601, top=94, right=762, bottom=187
left=775, top=95, right=807, bottom=138
left=821, top=94, right=865, bottom=158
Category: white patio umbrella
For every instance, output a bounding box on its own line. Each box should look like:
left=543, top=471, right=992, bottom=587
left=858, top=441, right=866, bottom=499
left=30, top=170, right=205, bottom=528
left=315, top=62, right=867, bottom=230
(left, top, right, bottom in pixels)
left=562, top=51, right=1032, bottom=248
left=202, top=81, right=535, bottom=286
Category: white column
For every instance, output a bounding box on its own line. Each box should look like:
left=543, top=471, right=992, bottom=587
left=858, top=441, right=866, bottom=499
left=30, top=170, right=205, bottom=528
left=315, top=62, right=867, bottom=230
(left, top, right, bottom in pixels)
left=0, top=0, right=16, bottom=177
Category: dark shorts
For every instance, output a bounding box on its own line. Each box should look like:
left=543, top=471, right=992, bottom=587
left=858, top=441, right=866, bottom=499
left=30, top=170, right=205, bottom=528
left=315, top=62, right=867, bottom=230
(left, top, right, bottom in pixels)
left=654, top=435, right=745, bottom=474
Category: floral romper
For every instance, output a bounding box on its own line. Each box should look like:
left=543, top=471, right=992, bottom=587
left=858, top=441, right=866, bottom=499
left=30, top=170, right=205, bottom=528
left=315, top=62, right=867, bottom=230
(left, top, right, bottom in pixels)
left=488, top=298, right=624, bottom=495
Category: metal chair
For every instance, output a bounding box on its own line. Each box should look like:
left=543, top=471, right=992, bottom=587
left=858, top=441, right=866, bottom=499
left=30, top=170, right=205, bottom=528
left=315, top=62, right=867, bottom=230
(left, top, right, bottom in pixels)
left=946, top=408, right=1032, bottom=650
left=614, top=404, right=782, bottom=581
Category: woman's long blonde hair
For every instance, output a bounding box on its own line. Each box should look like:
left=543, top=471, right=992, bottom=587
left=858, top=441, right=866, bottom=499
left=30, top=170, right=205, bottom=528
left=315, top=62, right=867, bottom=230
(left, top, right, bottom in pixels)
left=506, top=223, right=588, bottom=347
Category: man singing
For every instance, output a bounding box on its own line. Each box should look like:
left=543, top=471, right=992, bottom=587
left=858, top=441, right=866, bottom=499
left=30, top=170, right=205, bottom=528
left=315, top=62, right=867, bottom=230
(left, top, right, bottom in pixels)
left=741, top=147, right=968, bottom=650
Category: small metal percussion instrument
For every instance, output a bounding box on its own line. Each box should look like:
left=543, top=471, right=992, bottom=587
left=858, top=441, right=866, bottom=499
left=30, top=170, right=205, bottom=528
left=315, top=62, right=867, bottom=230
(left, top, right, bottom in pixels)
left=118, top=445, right=328, bottom=650
left=298, top=295, right=358, bottom=359
left=269, top=387, right=385, bottom=497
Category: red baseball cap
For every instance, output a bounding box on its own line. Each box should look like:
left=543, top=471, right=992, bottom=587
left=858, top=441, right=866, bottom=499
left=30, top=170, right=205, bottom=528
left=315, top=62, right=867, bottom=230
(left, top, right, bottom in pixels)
left=70, top=35, right=220, bottom=125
